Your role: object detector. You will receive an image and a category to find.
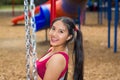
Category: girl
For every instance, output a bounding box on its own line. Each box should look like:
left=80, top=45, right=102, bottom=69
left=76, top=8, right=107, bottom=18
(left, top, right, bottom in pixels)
left=31, top=16, right=84, bottom=80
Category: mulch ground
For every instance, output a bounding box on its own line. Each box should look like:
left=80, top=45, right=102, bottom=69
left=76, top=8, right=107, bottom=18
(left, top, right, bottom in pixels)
left=0, top=12, right=120, bottom=80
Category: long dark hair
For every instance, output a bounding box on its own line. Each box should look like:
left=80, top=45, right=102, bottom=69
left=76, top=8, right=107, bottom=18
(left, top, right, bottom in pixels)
left=51, top=17, right=84, bottom=80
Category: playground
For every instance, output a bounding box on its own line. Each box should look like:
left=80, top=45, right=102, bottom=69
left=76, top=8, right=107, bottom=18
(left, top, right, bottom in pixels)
left=0, top=0, right=120, bottom=80
left=0, top=11, right=120, bottom=80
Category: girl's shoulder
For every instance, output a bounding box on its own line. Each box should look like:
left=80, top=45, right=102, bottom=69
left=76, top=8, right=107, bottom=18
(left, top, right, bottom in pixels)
left=48, top=51, right=69, bottom=64
left=46, top=53, right=67, bottom=68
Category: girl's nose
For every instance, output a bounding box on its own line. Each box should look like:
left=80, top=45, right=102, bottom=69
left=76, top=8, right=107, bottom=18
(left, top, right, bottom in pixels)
left=52, top=31, right=57, bottom=36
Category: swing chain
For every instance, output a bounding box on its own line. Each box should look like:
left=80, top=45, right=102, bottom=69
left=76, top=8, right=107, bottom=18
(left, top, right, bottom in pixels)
left=30, top=0, right=37, bottom=80
left=24, top=0, right=31, bottom=80
left=24, top=0, right=37, bottom=80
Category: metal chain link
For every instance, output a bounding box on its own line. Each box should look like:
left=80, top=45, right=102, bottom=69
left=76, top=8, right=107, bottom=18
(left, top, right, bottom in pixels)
left=24, top=0, right=37, bottom=80
left=24, top=0, right=30, bottom=80
left=30, top=0, right=37, bottom=80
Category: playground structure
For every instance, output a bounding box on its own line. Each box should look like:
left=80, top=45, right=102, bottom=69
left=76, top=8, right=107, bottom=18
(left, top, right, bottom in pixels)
left=107, top=0, right=119, bottom=53
left=98, top=0, right=120, bottom=53
left=83, top=0, right=120, bottom=53
left=12, top=0, right=87, bottom=31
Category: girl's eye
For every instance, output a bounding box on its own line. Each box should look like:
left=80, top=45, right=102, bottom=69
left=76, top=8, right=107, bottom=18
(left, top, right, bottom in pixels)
left=59, top=30, right=64, bottom=33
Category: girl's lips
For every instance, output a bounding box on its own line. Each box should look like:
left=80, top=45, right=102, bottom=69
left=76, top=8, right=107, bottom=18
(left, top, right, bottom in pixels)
left=51, top=37, right=59, bottom=43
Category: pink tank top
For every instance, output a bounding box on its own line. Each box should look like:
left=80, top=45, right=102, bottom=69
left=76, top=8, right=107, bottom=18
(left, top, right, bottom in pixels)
left=36, top=52, right=69, bottom=80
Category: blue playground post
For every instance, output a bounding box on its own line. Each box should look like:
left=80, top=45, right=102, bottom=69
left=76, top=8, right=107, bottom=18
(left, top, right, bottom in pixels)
left=98, top=0, right=103, bottom=24
left=114, top=0, right=119, bottom=53
left=107, top=0, right=112, bottom=48
left=78, top=6, right=81, bottom=29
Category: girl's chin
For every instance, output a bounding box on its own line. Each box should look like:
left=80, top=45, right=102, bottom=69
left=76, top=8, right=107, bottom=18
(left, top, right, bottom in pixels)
left=50, top=42, right=58, bottom=47
left=50, top=41, right=57, bottom=45
left=50, top=43, right=57, bottom=46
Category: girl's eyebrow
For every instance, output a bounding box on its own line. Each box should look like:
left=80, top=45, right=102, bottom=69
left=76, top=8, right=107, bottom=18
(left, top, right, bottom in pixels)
left=59, top=28, right=66, bottom=31
left=52, top=25, right=66, bottom=31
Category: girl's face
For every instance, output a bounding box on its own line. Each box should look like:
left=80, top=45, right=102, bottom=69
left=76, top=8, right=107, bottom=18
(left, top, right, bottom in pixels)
left=49, top=21, right=71, bottom=47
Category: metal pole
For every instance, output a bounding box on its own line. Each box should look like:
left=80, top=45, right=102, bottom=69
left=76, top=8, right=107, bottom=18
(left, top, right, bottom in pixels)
left=107, top=0, right=111, bottom=48
left=114, top=0, right=119, bottom=53
left=50, top=0, right=56, bottom=24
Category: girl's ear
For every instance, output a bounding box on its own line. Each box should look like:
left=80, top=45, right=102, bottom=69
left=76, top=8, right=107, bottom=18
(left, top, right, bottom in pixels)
left=67, top=35, right=72, bottom=41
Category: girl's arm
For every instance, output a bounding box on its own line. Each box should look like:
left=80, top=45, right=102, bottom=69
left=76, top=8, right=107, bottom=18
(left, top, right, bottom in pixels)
left=43, top=54, right=66, bottom=80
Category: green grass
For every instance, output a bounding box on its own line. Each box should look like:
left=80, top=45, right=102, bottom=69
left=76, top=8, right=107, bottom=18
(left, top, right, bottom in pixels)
left=0, top=5, right=24, bottom=11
